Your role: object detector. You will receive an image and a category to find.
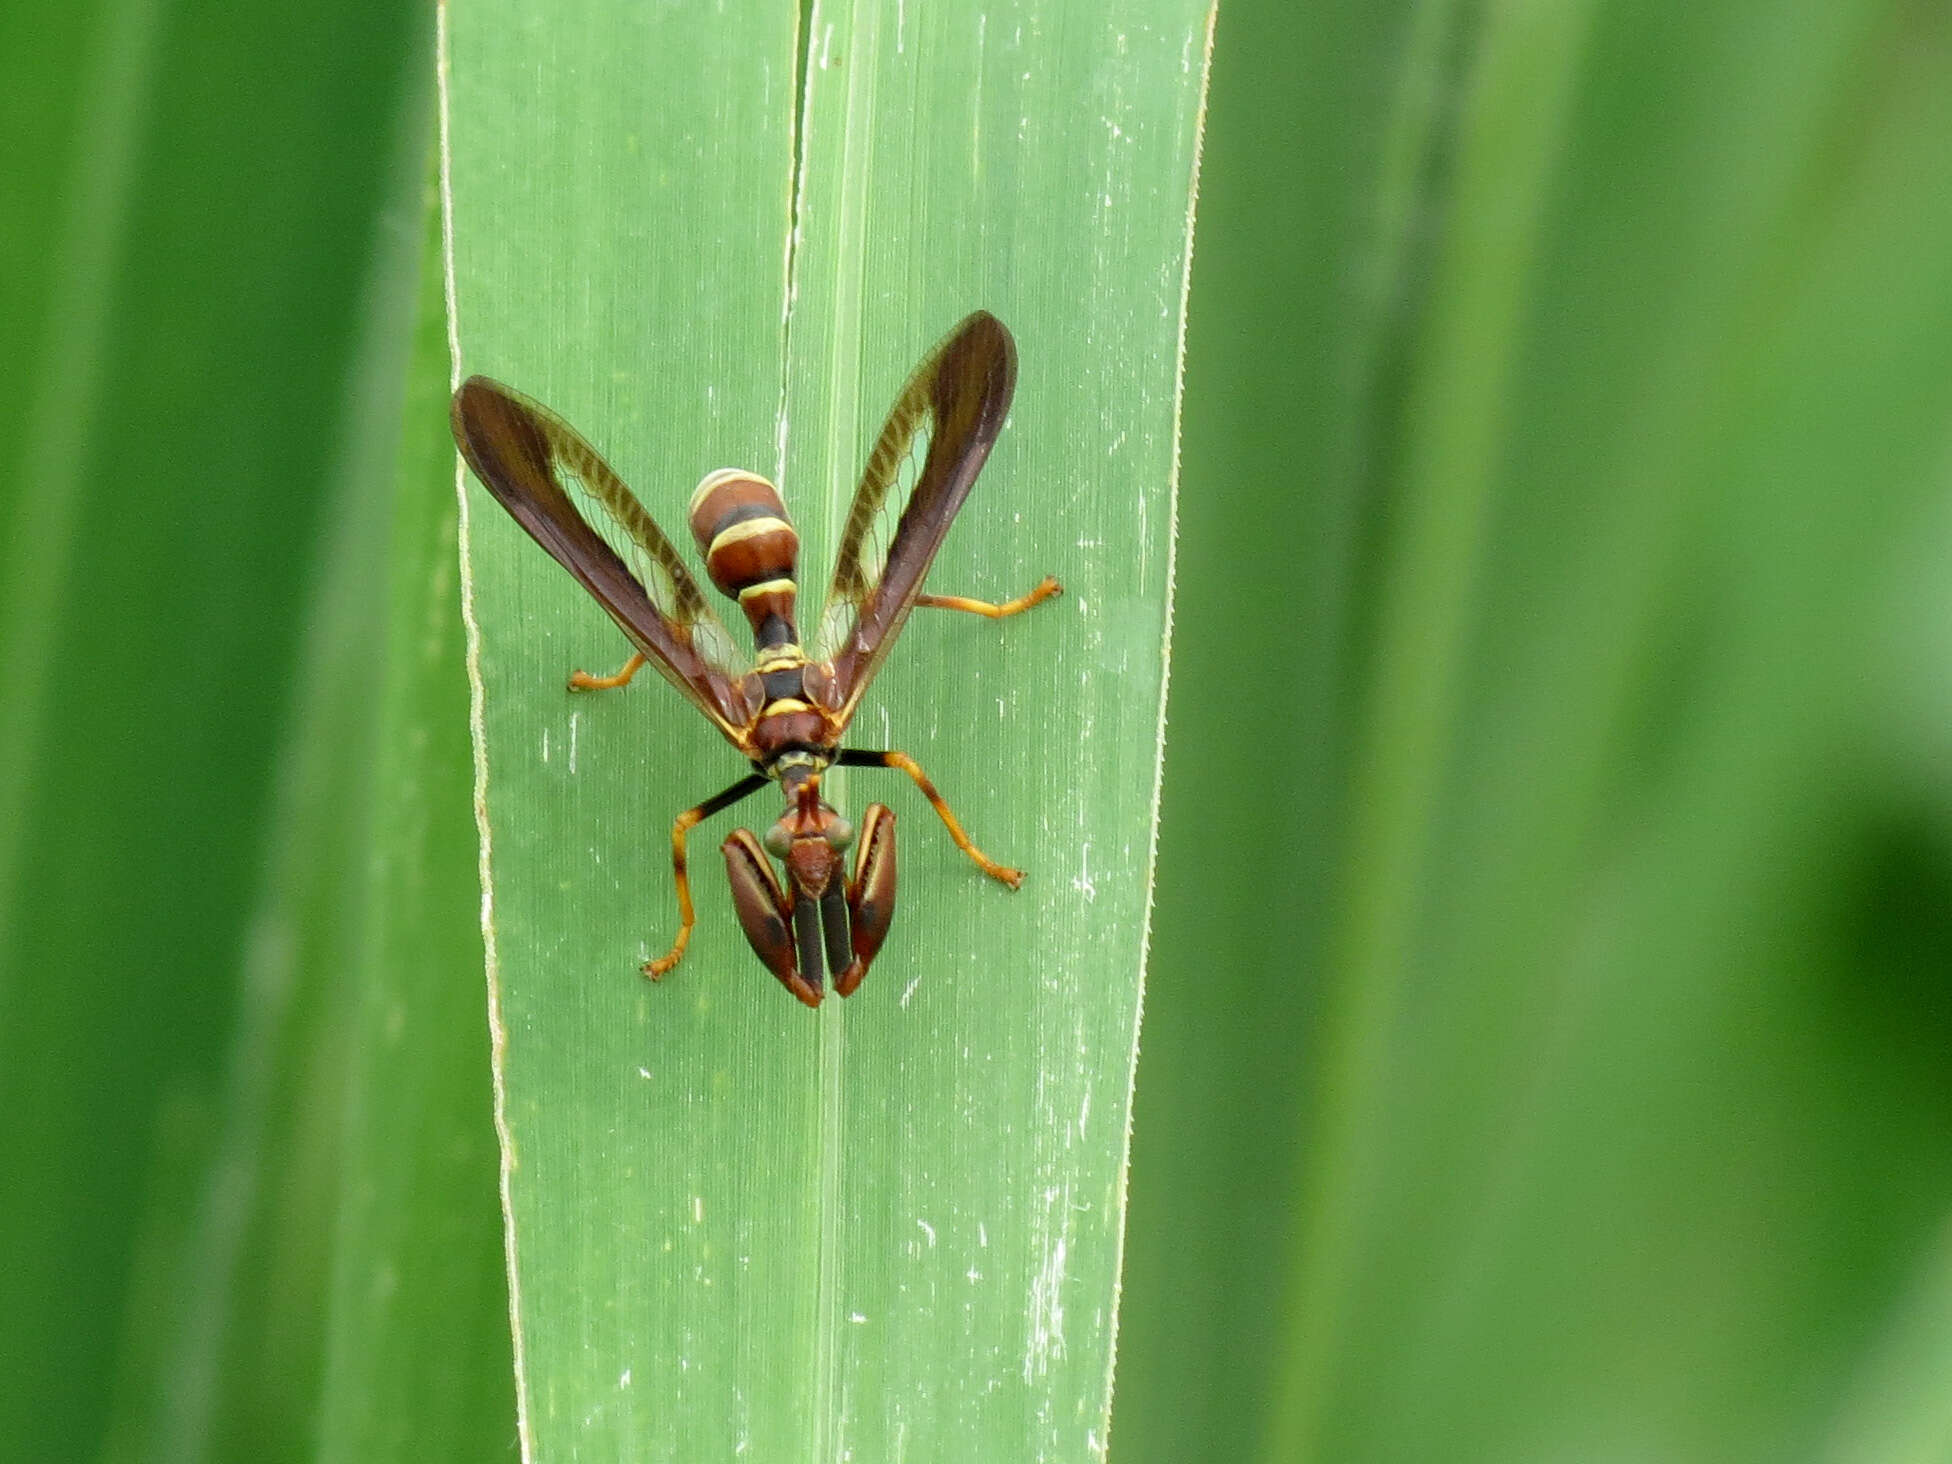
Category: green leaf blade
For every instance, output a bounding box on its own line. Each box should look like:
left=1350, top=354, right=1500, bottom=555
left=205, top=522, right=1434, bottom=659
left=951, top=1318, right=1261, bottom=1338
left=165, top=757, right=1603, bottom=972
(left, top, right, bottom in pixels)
left=444, top=0, right=1210, bottom=1456
left=782, top=5, right=1211, bottom=1457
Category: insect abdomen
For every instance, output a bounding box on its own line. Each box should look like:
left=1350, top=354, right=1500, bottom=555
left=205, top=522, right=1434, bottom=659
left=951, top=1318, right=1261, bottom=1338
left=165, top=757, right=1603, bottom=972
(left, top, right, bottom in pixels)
left=689, top=469, right=801, bottom=650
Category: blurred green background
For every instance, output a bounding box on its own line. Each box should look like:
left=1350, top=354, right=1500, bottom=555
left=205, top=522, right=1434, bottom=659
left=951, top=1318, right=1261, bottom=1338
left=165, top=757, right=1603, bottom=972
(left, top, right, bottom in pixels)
left=5, top=1, right=1952, bottom=1461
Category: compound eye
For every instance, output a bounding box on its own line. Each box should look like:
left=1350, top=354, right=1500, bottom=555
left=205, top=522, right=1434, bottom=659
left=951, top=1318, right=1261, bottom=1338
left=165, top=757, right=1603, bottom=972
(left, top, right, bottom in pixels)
left=825, top=818, right=855, bottom=850
left=763, top=825, right=791, bottom=858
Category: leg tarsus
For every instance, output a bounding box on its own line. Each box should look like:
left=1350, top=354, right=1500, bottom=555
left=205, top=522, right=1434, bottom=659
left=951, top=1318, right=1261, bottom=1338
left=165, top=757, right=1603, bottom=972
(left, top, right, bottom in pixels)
left=570, top=649, right=648, bottom=691
left=915, top=575, right=1061, bottom=619
left=642, top=774, right=769, bottom=979
left=643, top=806, right=700, bottom=978
left=838, top=749, right=1023, bottom=888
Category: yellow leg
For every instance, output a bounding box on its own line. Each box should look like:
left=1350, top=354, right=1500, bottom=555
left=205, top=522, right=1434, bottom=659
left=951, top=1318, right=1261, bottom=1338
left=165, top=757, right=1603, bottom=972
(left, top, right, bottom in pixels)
left=916, top=575, right=1061, bottom=619
left=642, top=773, right=769, bottom=979
left=569, top=650, right=647, bottom=692
left=854, top=749, right=1023, bottom=889
left=643, top=805, right=703, bottom=978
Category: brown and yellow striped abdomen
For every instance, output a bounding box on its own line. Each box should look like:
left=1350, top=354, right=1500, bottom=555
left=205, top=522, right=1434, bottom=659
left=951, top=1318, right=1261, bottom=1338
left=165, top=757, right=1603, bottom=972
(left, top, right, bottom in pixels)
left=688, top=469, right=801, bottom=651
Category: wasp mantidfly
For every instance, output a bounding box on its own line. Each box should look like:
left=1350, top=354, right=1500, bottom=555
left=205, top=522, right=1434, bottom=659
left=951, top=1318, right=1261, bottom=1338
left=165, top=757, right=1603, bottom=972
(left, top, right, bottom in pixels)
left=450, top=312, right=1059, bottom=1005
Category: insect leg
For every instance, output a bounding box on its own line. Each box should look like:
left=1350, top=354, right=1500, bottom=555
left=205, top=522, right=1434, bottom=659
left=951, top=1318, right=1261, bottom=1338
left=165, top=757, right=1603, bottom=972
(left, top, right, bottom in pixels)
left=721, top=828, right=822, bottom=1007
left=915, top=575, right=1061, bottom=619
left=836, top=749, right=1023, bottom=889
left=643, top=772, right=769, bottom=979
left=833, top=804, right=896, bottom=997
left=567, top=649, right=649, bottom=691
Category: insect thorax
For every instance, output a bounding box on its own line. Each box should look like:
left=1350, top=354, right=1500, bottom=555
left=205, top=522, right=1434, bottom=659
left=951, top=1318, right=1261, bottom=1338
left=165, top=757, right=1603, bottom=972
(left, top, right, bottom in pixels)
left=744, top=652, right=848, bottom=775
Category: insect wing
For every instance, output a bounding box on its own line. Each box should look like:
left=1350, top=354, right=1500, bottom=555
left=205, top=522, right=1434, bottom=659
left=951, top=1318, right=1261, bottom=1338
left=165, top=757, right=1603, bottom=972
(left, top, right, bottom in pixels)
left=814, top=312, right=1018, bottom=725
left=451, top=377, right=750, bottom=739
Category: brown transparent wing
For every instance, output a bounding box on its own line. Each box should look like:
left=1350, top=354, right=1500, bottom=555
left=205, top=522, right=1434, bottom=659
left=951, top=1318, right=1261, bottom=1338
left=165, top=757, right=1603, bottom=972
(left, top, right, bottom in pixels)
left=451, top=377, right=750, bottom=742
left=814, top=312, right=1018, bottom=727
